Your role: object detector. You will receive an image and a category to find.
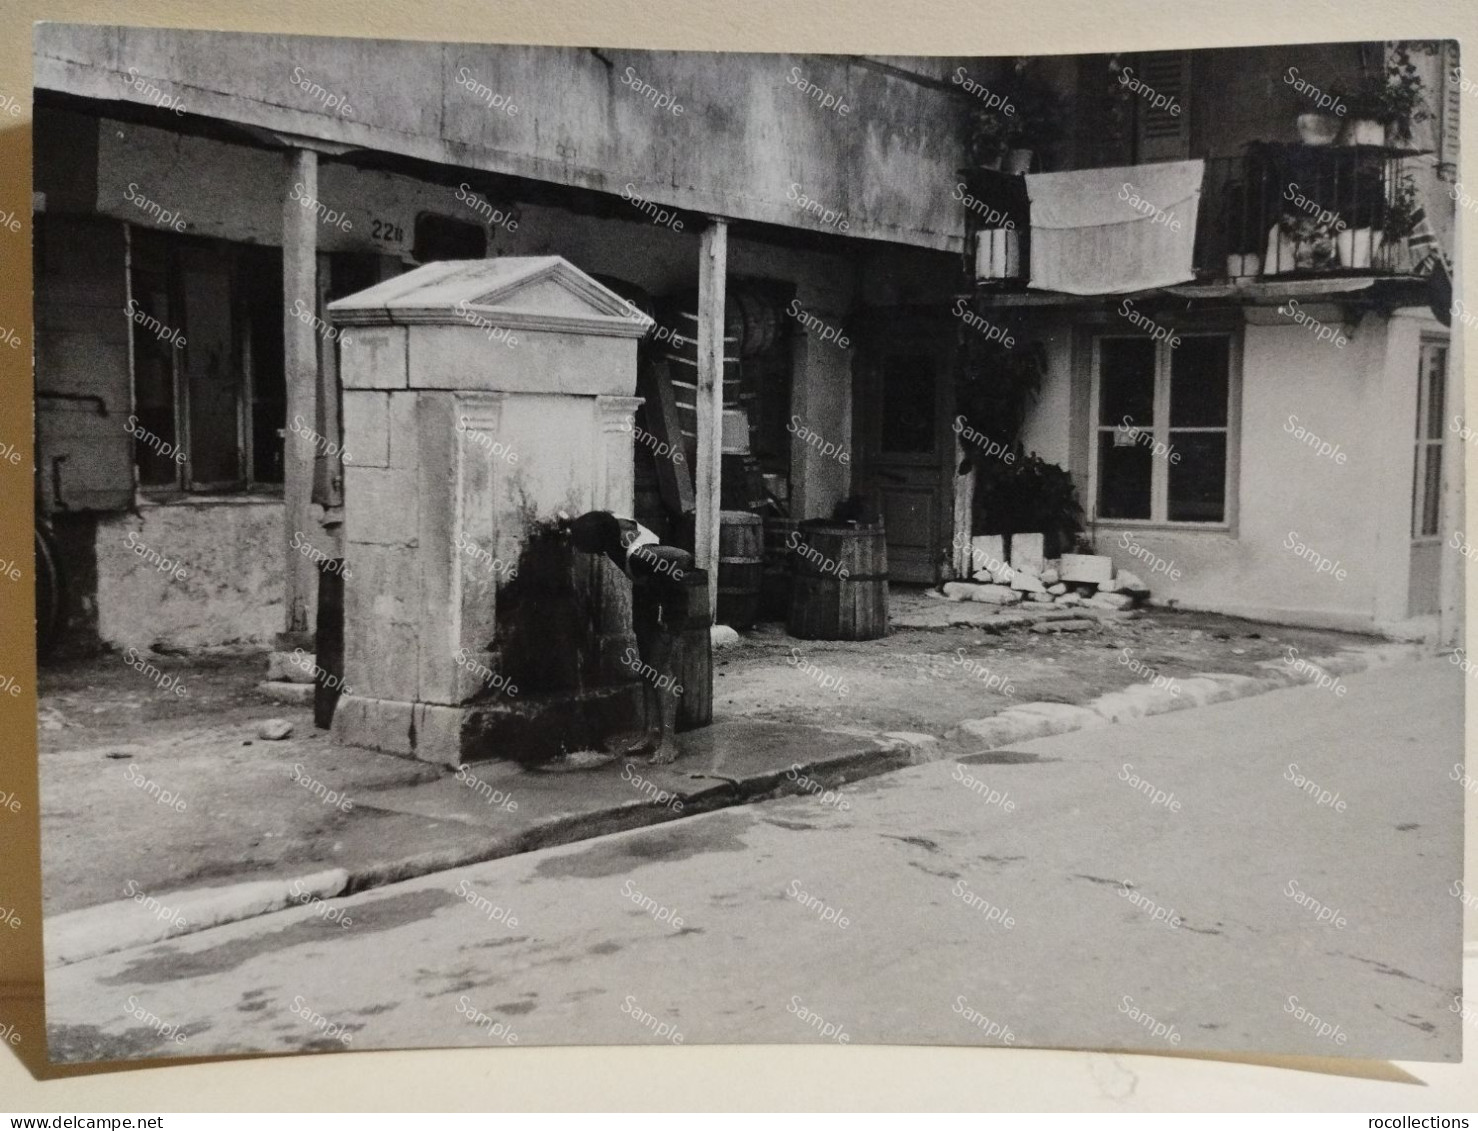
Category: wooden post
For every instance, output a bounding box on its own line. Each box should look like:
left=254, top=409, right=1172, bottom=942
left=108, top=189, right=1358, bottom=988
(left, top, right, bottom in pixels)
left=952, top=453, right=975, bottom=580
left=695, top=219, right=728, bottom=620
left=282, top=147, right=319, bottom=639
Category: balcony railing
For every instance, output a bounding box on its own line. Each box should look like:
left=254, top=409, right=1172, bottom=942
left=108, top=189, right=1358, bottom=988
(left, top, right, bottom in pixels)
left=1200, top=143, right=1420, bottom=280
left=966, top=143, right=1425, bottom=289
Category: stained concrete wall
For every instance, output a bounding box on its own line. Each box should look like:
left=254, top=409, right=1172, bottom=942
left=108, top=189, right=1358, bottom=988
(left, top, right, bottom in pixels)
left=36, top=26, right=978, bottom=252
left=790, top=332, right=855, bottom=520
left=91, top=113, right=873, bottom=301
left=95, top=500, right=286, bottom=650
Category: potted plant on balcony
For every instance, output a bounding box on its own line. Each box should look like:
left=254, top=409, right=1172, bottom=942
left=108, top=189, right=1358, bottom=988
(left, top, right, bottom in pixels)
left=1338, top=81, right=1398, bottom=146
left=1334, top=44, right=1431, bottom=147
left=1370, top=171, right=1421, bottom=272
left=1004, top=62, right=1066, bottom=173
left=962, top=58, right=1065, bottom=174
left=1270, top=213, right=1339, bottom=272
left=963, top=98, right=1016, bottom=172
left=1295, top=109, right=1342, bottom=146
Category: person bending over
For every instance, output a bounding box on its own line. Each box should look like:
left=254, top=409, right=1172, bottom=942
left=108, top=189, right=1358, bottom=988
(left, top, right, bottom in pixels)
left=566, top=511, right=692, bottom=765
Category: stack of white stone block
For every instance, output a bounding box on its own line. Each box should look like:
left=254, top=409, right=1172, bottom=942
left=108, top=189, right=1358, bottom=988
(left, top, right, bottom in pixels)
left=943, top=534, right=1148, bottom=611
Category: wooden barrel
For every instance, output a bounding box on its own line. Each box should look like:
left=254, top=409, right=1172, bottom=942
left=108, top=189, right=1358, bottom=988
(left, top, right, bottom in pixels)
left=716, top=510, right=764, bottom=631
left=673, top=568, right=713, bottom=731
left=787, top=523, right=889, bottom=641
left=732, top=284, right=781, bottom=357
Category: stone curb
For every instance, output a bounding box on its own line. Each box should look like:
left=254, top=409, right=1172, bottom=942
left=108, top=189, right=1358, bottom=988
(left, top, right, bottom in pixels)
left=44, top=868, right=348, bottom=969
left=944, top=641, right=1427, bottom=752
left=40, top=738, right=918, bottom=964
left=42, top=641, right=1427, bottom=960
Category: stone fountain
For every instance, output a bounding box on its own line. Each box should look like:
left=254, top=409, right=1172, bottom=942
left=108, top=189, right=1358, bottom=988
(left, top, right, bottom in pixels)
left=326, top=256, right=658, bottom=767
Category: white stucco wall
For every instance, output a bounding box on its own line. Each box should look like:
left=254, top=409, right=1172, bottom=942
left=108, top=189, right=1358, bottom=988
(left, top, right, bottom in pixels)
left=1020, top=323, right=1075, bottom=468
left=96, top=499, right=286, bottom=650
left=1098, top=309, right=1440, bottom=632
left=1020, top=304, right=1446, bottom=634
left=1130, top=311, right=1385, bottom=628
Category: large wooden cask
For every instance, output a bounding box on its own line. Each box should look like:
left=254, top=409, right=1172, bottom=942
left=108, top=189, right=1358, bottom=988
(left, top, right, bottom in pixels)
left=787, top=523, right=889, bottom=641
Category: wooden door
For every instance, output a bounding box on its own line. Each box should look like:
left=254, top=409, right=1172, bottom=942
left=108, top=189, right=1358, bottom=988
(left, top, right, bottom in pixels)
left=854, top=317, right=955, bottom=584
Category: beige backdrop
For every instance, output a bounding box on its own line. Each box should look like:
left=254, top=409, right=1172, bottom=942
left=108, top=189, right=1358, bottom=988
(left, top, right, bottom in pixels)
left=0, top=0, right=1473, bottom=1111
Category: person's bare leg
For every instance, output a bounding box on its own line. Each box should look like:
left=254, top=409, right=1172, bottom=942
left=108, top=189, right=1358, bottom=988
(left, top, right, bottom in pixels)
left=604, top=676, right=653, bottom=759
left=610, top=587, right=659, bottom=759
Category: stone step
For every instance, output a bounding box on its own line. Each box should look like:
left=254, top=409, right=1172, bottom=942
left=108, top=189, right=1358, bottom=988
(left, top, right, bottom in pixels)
left=267, top=650, right=317, bottom=683
left=258, top=680, right=315, bottom=705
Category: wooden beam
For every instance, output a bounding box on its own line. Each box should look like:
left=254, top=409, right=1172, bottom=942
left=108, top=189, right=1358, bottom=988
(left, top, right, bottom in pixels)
left=282, top=147, right=319, bottom=640
left=641, top=358, right=695, bottom=516
left=694, top=219, right=728, bottom=620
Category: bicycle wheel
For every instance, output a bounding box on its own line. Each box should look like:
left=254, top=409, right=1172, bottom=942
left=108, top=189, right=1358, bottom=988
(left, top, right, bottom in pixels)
left=34, top=520, right=64, bottom=661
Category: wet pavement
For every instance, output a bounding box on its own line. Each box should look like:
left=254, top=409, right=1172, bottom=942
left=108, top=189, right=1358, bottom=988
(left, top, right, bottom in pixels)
left=41, top=658, right=1463, bottom=1063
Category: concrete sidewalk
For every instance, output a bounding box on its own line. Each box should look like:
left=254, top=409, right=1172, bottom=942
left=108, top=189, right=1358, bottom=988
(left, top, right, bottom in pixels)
left=40, top=607, right=1422, bottom=963
left=41, top=657, right=1464, bottom=1063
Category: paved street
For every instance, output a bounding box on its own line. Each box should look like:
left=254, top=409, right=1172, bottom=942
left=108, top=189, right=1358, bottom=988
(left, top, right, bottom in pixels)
left=45, top=659, right=1464, bottom=1064
left=37, top=607, right=1369, bottom=916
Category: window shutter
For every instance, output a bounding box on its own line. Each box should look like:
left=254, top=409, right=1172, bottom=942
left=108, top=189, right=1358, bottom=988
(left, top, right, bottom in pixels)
left=1135, top=51, right=1192, bottom=162
left=1440, top=42, right=1461, bottom=176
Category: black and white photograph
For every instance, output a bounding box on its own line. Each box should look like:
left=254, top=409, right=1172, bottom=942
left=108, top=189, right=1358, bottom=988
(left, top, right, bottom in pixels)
left=23, top=23, right=1467, bottom=1067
